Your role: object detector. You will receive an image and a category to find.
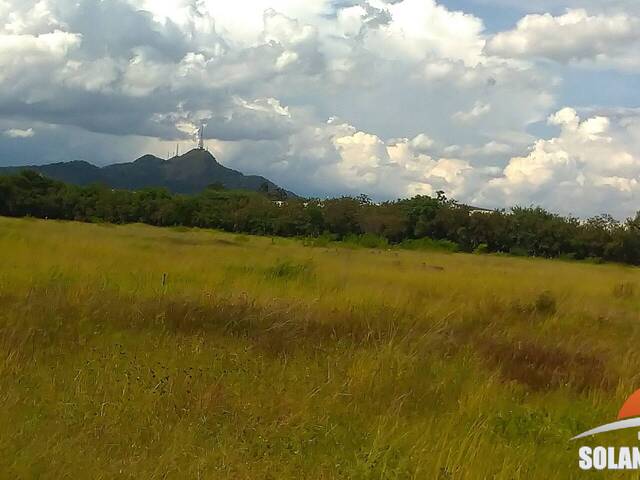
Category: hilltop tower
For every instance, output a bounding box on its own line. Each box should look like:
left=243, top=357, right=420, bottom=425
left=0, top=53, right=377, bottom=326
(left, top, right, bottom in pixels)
left=197, top=124, right=205, bottom=150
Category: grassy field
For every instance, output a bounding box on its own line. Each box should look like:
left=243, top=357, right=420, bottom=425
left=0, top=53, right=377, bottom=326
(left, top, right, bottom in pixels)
left=1, top=216, right=640, bottom=478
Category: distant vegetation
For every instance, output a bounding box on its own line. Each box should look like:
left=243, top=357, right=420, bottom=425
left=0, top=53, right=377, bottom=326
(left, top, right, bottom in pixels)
left=3, top=169, right=640, bottom=265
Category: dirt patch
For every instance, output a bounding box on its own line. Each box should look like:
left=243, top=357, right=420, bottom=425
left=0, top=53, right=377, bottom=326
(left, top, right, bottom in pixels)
left=477, top=337, right=614, bottom=392
left=159, top=236, right=240, bottom=247
left=212, top=239, right=238, bottom=247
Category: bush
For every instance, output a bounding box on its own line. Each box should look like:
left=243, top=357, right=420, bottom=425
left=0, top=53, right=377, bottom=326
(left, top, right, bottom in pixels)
left=474, top=243, right=489, bottom=255
left=302, top=233, right=337, bottom=248
left=534, top=291, right=557, bottom=315
left=400, top=238, right=459, bottom=253
left=509, top=247, right=528, bottom=257
left=343, top=234, right=389, bottom=249
left=584, top=257, right=604, bottom=265
left=265, top=260, right=314, bottom=281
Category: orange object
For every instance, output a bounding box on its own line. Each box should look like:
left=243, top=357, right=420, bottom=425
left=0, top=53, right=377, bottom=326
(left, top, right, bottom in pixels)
left=618, top=389, right=640, bottom=420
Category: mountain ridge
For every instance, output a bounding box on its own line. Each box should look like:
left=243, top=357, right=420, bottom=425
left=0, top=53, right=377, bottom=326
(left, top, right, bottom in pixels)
left=0, top=149, right=292, bottom=196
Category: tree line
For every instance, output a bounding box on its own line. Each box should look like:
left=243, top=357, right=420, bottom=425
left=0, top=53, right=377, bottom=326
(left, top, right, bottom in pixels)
left=2, top=169, right=640, bottom=265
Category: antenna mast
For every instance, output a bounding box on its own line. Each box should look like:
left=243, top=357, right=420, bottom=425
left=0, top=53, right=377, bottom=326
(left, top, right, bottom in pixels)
left=197, top=124, right=205, bottom=150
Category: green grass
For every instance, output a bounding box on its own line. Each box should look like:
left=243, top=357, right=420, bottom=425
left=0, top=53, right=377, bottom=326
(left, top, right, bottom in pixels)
left=1, top=216, right=640, bottom=478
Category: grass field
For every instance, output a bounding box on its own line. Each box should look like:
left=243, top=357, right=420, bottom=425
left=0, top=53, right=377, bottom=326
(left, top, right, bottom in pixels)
left=2, top=216, right=640, bottom=478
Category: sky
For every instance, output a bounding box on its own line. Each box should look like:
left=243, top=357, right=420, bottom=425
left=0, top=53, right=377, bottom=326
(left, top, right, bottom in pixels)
left=1, top=0, right=640, bottom=218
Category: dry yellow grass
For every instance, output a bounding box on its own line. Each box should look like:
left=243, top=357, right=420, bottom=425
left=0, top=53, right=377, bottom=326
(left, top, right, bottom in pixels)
left=1, top=216, right=640, bottom=478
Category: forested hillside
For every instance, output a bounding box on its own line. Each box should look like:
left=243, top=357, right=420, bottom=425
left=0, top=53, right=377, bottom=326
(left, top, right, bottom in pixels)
left=0, top=149, right=288, bottom=195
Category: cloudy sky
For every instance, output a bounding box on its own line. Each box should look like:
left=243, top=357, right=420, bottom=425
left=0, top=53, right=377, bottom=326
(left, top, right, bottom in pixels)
left=1, top=0, right=640, bottom=217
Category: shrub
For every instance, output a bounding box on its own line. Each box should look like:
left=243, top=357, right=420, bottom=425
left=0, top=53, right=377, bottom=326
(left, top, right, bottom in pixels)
left=265, top=259, right=314, bottom=281
left=534, top=291, right=557, bottom=315
left=509, top=246, right=528, bottom=257
left=400, top=238, right=459, bottom=253
left=302, top=233, right=337, bottom=248
left=584, top=256, right=605, bottom=265
left=474, top=243, right=489, bottom=255
left=343, top=234, right=389, bottom=249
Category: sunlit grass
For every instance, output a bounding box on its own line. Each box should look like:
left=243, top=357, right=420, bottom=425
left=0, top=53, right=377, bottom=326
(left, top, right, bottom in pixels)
left=1, top=216, right=639, bottom=478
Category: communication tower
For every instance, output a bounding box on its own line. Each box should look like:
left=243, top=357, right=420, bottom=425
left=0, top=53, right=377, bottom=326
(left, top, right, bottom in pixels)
left=197, top=124, right=205, bottom=150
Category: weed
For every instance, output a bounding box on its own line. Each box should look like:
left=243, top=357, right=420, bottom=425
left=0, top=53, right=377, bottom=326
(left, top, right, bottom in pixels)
left=613, top=282, right=636, bottom=298
left=264, top=259, right=314, bottom=281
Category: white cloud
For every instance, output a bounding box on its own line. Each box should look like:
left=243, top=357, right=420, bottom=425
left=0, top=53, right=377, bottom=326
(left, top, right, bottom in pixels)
left=453, top=101, right=492, bottom=123
left=1, top=0, right=64, bottom=35
left=487, top=9, right=640, bottom=69
left=4, top=128, right=35, bottom=138
left=131, top=0, right=332, bottom=46
left=334, top=130, right=388, bottom=186
left=477, top=108, right=640, bottom=218
left=0, top=29, right=81, bottom=63
left=361, top=0, right=486, bottom=67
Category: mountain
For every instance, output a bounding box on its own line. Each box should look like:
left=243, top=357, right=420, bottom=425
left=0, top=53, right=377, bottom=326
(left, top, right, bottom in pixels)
left=0, top=149, right=292, bottom=196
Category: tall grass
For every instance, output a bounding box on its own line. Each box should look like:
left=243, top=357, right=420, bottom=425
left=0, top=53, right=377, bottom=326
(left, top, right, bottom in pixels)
left=1, top=217, right=639, bottom=478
